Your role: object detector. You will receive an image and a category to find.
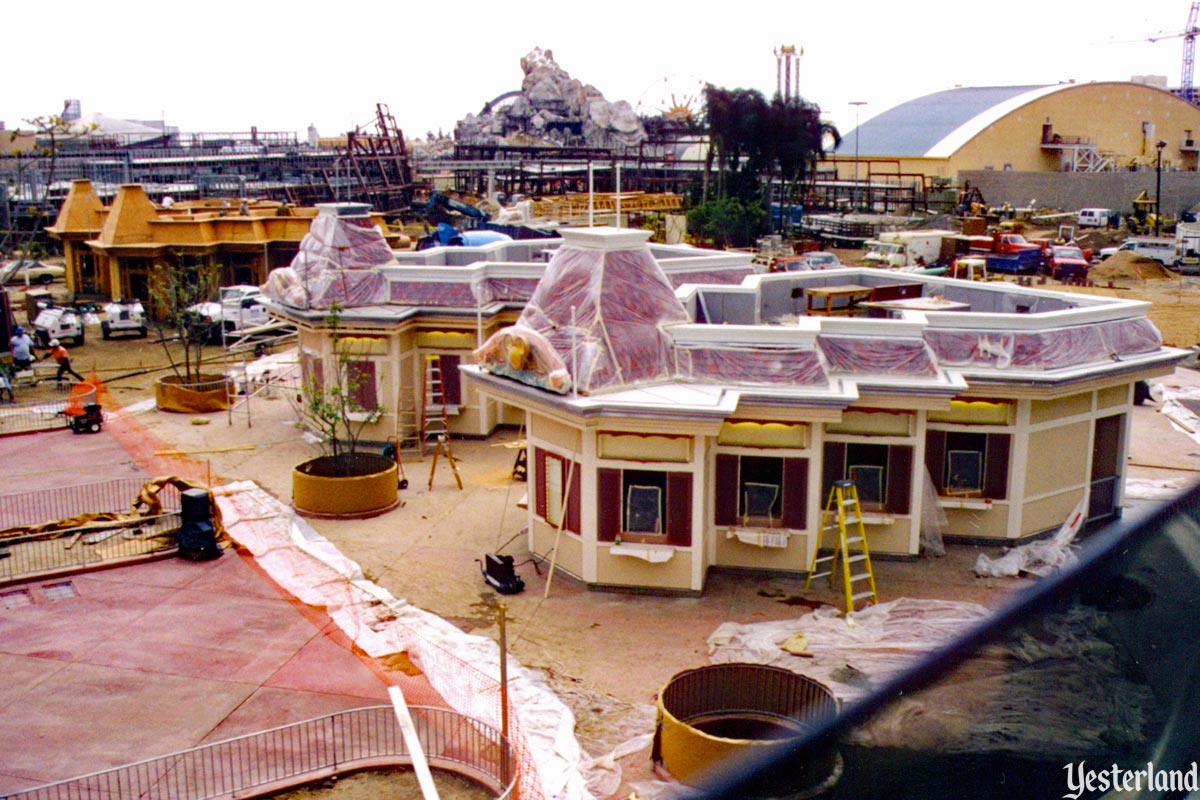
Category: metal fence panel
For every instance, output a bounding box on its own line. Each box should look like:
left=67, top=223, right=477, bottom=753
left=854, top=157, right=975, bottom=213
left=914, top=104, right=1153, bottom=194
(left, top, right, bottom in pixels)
left=1, top=706, right=516, bottom=800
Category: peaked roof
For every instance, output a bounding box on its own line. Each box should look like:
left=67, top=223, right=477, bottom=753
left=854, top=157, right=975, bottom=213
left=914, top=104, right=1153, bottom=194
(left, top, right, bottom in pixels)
left=476, top=228, right=689, bottom=394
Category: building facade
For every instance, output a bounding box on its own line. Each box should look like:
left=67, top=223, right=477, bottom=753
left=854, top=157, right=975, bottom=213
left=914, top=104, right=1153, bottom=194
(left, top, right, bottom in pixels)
left=262, top=215, right=1184, bottom=595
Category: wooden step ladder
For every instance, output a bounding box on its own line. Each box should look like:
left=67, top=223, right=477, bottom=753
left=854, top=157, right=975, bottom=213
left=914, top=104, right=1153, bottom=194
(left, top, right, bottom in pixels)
left=420, top=355, right=450, bottom=457
left=804, top=479, right=878, bottom=614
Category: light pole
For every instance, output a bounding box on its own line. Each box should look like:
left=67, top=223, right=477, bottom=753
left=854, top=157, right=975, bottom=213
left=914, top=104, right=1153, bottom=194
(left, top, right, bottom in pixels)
left=849, top=101, right=866, bottom=210
left=1155, top=140, right=1167, bottom=237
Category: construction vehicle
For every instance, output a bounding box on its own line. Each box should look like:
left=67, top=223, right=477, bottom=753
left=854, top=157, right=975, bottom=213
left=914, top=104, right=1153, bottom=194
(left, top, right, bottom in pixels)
left=862, top=230, right=954, bottom=269
left=101, top=300, right=148, bottom=339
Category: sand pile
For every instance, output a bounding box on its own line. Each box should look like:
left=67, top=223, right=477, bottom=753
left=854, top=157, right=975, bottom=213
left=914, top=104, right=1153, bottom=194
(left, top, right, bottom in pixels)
left=1088, top=251, right=1179, bottom=282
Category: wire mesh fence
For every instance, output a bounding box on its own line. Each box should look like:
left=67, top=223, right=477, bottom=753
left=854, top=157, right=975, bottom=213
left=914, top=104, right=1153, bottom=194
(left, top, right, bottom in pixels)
left=1, top=705, right=516, bottom=800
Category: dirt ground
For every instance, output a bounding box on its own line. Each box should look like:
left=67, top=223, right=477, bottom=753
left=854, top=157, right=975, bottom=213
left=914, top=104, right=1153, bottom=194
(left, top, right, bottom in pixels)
left=7, top=265, right=1200, bottom=800
left=264, top=768, right=491, bottom=800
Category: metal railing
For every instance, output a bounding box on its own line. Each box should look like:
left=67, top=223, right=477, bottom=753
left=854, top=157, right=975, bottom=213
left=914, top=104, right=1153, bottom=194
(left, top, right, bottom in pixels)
left=0, top=478, right=184, bottom=584
left=0, top=515, right=180, bottom=584
left=0, top=477, right=181, bottom=530
left=0, top=379, right=79, bottom=436
left=2, top=705, right=516, bottom=800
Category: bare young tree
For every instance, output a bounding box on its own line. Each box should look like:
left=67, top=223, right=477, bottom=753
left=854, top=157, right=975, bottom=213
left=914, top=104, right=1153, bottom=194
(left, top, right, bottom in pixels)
left=149, top=253, right=219, bottom=383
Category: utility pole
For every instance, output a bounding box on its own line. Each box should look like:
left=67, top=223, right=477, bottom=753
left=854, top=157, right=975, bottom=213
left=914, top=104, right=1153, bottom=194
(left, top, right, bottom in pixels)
left=849, top=101, right=867, bottom=210
left=1155, top=140, right=1167, bottom=237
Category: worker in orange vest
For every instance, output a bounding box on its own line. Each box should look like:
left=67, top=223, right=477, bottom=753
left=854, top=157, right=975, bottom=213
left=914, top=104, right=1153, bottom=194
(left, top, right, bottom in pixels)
left=43, top=339, right=84, bottom=386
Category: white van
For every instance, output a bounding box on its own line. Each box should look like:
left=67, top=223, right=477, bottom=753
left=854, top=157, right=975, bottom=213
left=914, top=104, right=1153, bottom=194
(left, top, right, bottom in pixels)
left=1077, top=208, right=1114, bottom=228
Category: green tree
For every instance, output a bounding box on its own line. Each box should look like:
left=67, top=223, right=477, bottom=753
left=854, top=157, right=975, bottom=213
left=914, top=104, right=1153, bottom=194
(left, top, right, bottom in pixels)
left=294, top=304, right=383, bottom=472
left=701, top=84, right=839, bottom=235
left=687, top=197, right=767, bottom=249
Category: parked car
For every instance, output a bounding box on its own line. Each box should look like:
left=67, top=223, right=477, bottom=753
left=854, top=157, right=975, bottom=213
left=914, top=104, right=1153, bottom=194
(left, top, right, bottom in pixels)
left=0, top=260, right=65, bottom=285
left=1103, top=238, right=1179, bottom=268
left=1045, top=245, right=1091, bottom=283
left=772, top=251, right=843, bottom=272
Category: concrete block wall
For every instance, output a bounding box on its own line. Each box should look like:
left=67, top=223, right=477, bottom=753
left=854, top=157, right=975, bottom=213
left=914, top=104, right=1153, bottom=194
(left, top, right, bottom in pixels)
left=959, top=170, right=1200, bottom=218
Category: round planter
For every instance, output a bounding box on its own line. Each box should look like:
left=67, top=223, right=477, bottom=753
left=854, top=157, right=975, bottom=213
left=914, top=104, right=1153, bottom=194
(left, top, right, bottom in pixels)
left=155, top=374, right=232, bottom=413
left=293, top=453, right=400, bottom=519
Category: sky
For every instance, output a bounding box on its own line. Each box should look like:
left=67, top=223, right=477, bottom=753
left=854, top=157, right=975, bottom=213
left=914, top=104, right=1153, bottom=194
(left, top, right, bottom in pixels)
left=2, top=1, right=1194, bottom=143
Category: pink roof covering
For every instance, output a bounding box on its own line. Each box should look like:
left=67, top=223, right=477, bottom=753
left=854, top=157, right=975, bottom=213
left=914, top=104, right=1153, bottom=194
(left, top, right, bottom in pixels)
left=264, top=204, right=393, bottom=308
left=477, top=230, right=689, bottom=394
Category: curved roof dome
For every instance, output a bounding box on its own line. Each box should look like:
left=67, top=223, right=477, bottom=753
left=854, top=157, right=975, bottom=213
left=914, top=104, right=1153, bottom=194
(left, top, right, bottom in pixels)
left=836, top=84, right=1068, bottom=158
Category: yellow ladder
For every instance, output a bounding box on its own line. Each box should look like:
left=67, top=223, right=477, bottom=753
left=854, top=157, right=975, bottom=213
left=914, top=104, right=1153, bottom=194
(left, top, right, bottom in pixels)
left=420, top=355, right=450, bottom=457
left=804, top=479, right=878, bottom=614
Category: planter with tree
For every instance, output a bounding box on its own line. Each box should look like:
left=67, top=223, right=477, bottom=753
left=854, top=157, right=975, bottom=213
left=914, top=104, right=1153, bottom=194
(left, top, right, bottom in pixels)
left=291, top=303, right=398, bottom=518
left=151, top=255, right=232, bottom=413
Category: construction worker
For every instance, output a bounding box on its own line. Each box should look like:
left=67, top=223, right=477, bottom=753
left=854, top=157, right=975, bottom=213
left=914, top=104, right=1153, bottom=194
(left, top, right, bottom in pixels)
left=9, top=325, right=34, bottom=371
left=44, top=339, right=84, bottom=386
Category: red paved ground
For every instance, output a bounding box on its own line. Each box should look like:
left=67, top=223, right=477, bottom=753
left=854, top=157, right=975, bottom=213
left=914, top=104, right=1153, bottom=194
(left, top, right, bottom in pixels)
left=0, top=428, right=394, bottom=794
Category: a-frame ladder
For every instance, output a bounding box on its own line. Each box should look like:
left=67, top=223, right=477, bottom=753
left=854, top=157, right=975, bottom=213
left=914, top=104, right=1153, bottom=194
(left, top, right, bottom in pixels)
left=804, top=479, right=878, bottom=614
left=420, top=354, right=450, bottom=457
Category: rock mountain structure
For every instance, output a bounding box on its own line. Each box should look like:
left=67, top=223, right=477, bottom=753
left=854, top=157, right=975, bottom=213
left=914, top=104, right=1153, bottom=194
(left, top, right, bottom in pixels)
left=455, top=48, right=647, bottom=149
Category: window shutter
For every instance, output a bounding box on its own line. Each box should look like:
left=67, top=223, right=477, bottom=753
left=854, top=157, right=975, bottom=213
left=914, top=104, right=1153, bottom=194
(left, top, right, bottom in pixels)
left=925, top=430, right=947, bottom=494
left=567, top=460, right=581, bottom=534
left=666, top=472, right=693, bottom=546
left=782, top=458, right=808, bottom=529
left=440, top=354, right=462, bottom=405
left=887, top=445, right=913, bottom=514
left=984, top=434, right=1010, bottom=500
left=535, top=448, right=548, bottom=520
left=597, top=468, right=621, bottom=541
left=822, top=442, right=846, bottom=500
left=714, top=454, right=739, bottom=526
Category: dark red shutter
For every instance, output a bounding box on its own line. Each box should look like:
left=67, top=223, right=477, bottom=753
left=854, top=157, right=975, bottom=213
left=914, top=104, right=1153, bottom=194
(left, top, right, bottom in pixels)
left=887, top=445, right=913, bottom=515
left=714, top=454, right=739, bottom=526
left=925, top=430, right=947, bottom=494
left=439, top=354, right=462, bottom=405
left=535, top=448, right=548, bottom=520
left=984, top=434, right=1010, bottom=500
left=822, top=442, right=846, bottom=504
left=567, top=460, right=581, bottom=533
left=597, top=468, right=621, bottom=542
left=781, top=458, right=808, bottom=529
left=666, top=472, right=693, bottom=546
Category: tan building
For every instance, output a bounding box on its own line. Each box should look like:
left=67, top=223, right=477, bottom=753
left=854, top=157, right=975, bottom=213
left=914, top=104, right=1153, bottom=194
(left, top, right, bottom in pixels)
left=45, top=180, right=399, bottom=306
left=263, top=214, right=1187, bottom=595
left=832, top=82, right=1200, bottom=181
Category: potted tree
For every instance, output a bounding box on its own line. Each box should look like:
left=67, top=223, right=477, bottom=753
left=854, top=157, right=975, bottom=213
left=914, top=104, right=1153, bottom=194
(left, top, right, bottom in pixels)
left=150, top=255, right=233, bottom=413
left=291, top=304, right=398, bottom=518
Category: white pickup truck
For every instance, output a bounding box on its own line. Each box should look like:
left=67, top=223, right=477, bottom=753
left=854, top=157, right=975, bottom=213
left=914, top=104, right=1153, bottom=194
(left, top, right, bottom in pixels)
left=187, top=285, right=271, bottom=342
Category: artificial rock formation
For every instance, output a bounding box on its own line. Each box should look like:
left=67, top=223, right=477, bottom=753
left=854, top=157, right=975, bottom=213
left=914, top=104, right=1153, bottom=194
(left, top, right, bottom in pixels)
left=455, top=48, right=646, bottom=150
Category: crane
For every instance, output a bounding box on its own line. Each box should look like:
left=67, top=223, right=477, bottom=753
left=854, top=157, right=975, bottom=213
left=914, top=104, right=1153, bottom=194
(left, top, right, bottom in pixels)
left=1149, top=2, right=1200, bottom=103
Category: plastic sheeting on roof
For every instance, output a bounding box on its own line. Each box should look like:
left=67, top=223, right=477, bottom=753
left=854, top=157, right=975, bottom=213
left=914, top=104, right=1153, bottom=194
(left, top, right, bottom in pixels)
left=819, top=335, right=939, bottom=376
left=679, top=345, right=828, bottom=386
left=476, top=242, right=688, bottom=394
left=264, top=206, right=393, bottom=309
left=925, top=317, right=1162, bottom=371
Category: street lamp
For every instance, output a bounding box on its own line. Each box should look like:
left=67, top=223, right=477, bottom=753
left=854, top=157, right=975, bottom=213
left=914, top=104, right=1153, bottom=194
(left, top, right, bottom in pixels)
left=1155, top=140, right=1167, bottom=237
left=849, top=101, right=866, bottom=210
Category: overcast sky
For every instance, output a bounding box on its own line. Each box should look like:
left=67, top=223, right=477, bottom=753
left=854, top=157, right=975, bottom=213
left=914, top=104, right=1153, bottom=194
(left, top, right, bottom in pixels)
left=3, top=2, right=1192, bottom=142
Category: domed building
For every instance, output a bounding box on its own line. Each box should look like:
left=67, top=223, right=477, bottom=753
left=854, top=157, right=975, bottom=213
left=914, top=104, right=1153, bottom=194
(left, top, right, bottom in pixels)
left=831, top=81, right=1200, bottom=213
left=837, top=81, right=1200, bottom=177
